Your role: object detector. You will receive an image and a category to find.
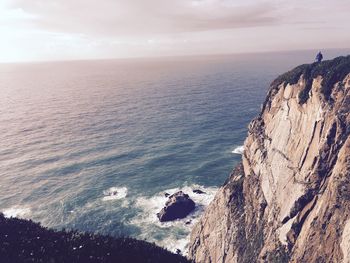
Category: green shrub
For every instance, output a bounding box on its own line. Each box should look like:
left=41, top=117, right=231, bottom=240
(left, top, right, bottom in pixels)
left=270, top=55, right=350, bottom=104
left=0, top=213, right=189, bottom=263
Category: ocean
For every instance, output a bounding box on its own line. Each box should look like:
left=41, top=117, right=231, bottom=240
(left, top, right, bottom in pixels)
left=0, top=50, right=347, bottom=253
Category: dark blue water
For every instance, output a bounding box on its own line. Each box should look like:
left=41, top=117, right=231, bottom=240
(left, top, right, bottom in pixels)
left=0, top=50, right=347, bottom=253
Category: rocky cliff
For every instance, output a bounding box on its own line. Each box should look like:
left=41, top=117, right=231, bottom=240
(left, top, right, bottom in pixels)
left=189, top=55, right=350, bottom=263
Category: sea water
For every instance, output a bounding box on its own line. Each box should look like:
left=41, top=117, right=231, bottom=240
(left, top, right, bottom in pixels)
left=0, top=50, right=347, bottom=253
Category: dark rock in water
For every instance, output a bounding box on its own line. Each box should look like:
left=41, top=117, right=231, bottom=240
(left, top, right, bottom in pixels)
left=164, top=192, right=170, bottom=197
left=185, top=220, right=192, bottom=225
left=193, top=189, right=206, bottom=194
left=157, top=191, right=195, bottom=222
left=176, top=249, right=181, bottom=255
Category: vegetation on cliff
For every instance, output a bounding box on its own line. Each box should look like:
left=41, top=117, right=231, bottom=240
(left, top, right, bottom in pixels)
left=0, top=213, right=189, bottom=263
left=270, top=55, right=350, bottom=104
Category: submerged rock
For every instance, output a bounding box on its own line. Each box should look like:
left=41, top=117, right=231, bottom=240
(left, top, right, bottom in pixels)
left=157, top=191, right=195, bottom=222
left=185, top=220, right=192, bottom=225
left=193, top=189, right=206, bottom=194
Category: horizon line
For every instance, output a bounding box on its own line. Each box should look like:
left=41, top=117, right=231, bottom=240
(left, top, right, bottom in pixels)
left=1, top=47, right=350, bottom=65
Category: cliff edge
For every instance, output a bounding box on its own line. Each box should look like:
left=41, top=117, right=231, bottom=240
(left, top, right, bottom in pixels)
left=189, top=55, right=350, bottom=262
left=0, top=213, right=189, bottom=263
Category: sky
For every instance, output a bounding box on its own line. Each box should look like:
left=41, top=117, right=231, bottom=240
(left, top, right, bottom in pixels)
left=0, top=0, right=349, bottom=62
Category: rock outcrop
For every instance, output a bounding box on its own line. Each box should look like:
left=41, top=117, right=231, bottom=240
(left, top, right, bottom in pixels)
left=157, top=191, right=195, bottom=222
left=189, top=56, right=350, bottom=262
left=193, top=189, right=206, bottom=194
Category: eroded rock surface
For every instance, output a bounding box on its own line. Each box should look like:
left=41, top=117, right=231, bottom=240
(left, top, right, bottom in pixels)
left=189, top=56, right=350, bottom=262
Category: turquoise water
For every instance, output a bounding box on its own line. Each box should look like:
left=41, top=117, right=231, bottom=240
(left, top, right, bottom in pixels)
left=0, top=50, right=347, bottom=253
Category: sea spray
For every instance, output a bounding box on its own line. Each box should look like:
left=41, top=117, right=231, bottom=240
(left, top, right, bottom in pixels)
left=232, top=145, right=244, bottom=154
left=3, top=207, right=31, bottom=218
left=102, top=187, right=128, bottom=201
left=130, top=184, right=217, bottom=254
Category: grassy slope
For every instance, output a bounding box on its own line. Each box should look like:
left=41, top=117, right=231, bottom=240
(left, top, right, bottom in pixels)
left=0, top=213, right=189, bottom=263
left=270, top=55, right=350, bottom=104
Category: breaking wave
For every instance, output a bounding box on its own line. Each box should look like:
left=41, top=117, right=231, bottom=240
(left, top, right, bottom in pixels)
left=232, top=145, right=244, bottom=154
left=3, top=207, right=31, bottom=218
left=102, top=187, right=128, bottom=201
left=130, top=184, right=217, bottom=254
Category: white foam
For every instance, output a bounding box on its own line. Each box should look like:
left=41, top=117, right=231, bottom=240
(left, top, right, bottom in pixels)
left=3, top=207, right=31, bottom=218
left=130, top=184, right=218, bottom=254
left=133, top=185, right=217, bottom=227
left=232, top=145, right=244, bottom=154
left=159, top=237, right=189, bottom=255
left=102, top=187, right=127, bottom=201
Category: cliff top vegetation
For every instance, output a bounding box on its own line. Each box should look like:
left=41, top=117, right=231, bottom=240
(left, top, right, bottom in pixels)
left=270, top=55, right=350, bottom=104
left=0, top=213, right=189, bottom=263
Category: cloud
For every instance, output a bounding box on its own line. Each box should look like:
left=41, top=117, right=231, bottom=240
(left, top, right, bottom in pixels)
left=7, top=0, right=280, bottom=36
left=1, top=0, right=349, bottom=62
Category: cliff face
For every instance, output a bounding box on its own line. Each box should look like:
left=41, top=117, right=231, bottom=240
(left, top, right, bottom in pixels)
left=189, top=56, right=350, bottom=263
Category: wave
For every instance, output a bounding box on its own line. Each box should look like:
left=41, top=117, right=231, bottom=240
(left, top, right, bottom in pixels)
left=3, top=206, right=31, bottom=218
left=159, top=237, right=189, bottom=255
left=130, top=184, right=217, bottom=254
left=102, top=187, right=128, bottom=201
left=133, top=185, right=217, bottom=227
left=232, top=145, right=244, bottom=154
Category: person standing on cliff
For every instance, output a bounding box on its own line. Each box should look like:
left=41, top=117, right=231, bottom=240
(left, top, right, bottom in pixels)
left=315, top=51, right=323, bottom=62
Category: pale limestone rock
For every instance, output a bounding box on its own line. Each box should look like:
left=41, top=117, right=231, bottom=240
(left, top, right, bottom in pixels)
left=341, top=220, right=350, bottom=263
left=189, top=57, right=350, bottom=263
